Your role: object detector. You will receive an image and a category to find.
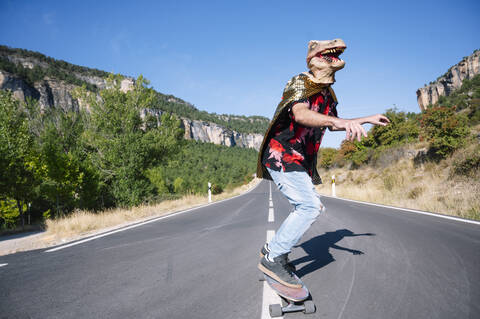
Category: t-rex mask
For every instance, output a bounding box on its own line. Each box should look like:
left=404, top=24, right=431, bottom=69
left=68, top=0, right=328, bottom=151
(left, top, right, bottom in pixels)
left=305, top=38, right=346, bottom=84
left=256, top=39, right=346, bottom=182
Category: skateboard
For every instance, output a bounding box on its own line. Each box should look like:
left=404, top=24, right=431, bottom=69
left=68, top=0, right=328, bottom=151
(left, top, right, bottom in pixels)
left=260, top=273, right=316, bottom=317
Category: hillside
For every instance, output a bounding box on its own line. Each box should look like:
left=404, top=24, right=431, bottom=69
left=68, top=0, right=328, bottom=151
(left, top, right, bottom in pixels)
left=317, top=73, right=480, bottom=220
left=0, top=45, right=269, bottom=148
left=0, top=46, right=265, bottom=232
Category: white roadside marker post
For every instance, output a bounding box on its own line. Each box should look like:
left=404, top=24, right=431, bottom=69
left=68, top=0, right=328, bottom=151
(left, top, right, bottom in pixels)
left=332, top=175, right=336, bottom=197
left=208, top=182, right=212, bottom=203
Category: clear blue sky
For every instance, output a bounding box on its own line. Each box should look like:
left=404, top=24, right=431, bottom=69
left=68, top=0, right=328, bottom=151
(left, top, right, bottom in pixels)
left=1, top=0, right=479, bottom=147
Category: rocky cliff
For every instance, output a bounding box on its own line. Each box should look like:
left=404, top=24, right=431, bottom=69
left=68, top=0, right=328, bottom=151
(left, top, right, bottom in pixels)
left=181, top=118, right=263, bottom=149
left=0, top=46, right=264, bottom=150
left=416, top=50, right=480, bottom=111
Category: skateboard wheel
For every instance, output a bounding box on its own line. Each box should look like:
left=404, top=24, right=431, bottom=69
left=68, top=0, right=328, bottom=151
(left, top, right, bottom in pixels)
left=304, top=300, right=316, bottom=314
left=269, top=304, right=283, bottom=317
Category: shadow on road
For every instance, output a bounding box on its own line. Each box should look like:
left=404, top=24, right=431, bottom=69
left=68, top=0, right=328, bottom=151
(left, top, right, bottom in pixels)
left=293, top=229, right=375, bottom=278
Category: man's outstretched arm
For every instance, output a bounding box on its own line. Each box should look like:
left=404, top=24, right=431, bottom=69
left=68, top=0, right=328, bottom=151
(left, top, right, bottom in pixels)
left=292, top=102, right=390, bottom=141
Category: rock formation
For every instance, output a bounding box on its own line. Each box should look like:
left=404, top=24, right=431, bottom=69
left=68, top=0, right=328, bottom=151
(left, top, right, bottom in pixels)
left=416, top=50, right=480, bottom=111
left=0, top=48, right=264, bottom=150
left=181, top=119, right=263, bottom=149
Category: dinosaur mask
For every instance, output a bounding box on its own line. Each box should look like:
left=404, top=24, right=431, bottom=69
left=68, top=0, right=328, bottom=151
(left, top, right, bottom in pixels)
left=305, top=38, right=346, bottom=84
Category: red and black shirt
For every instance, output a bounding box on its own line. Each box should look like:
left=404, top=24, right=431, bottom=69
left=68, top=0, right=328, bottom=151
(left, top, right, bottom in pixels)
left=261, top=88, right=337, bottom=184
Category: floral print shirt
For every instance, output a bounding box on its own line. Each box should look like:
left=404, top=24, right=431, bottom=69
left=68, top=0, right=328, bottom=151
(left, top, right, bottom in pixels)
left=261, top=88, right=337, bottom=183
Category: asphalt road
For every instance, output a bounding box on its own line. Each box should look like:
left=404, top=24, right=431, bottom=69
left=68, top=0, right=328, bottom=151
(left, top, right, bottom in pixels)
left=1, top=180, right=479, bottom=319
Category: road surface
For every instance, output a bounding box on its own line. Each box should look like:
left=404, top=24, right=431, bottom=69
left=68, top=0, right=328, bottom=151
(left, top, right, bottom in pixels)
left=1, top=180, right=479, bottom=318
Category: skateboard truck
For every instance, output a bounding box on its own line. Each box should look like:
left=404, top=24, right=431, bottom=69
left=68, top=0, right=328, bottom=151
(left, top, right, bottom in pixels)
left=269, top=299, right=316, bottom=317
left=260, top=273, right=316, bottom=317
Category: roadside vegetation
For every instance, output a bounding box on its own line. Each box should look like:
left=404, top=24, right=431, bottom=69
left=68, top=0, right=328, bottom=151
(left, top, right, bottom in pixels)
left=0, top=178, right=260, bottom=256
left=0, top=75, right=258, bottom=234
left=316, top=75, right=480, bottom=220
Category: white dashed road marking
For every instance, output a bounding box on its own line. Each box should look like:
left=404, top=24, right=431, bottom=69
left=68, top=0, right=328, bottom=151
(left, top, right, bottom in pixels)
left=261, top=183, right=283, bottom=319
left=261, top=230, right=283, bottom=319
left=0, top=263, right=8, bottom=267
left=268, top=208, right=274, bottom=223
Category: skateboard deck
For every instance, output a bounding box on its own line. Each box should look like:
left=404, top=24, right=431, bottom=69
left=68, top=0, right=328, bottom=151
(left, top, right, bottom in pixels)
left=264, top=273, right=309, bottom=302
left=262, top=273, right=316, bottom=317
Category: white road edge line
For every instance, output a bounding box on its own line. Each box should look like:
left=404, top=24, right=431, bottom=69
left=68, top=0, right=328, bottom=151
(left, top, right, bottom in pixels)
left=261, top=230, right=283, bottom=319
left=45, top=179, right=263, bottom=253
left=0, top=263, right=8, bottom=267
left=322, top=195, right=480, bottom=225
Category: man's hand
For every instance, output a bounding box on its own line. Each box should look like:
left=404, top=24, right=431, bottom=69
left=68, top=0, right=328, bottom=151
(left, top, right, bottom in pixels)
left=291, top=104, right=390, bottom=142
left=332, top=118, right=367, bottom=142
left=332, top=114, right=390, bottom=142
left=365, top=114, right=390, bottom=126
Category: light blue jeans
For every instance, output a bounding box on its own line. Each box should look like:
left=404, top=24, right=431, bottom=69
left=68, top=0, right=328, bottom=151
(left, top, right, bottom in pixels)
left=267, top=167, right=326, bottom=258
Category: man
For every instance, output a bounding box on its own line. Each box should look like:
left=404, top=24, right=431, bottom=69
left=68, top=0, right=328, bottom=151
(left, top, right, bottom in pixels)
left=257, top=39, right=389, bottom=288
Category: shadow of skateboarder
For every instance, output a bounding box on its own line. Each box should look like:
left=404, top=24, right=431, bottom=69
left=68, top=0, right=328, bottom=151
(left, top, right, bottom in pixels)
left=292, top=229, right=375, bottom=278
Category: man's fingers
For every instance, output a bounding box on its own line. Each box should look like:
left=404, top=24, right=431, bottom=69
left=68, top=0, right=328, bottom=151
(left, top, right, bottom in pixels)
left=358, top=125, right=366, bottom=141
left=346, top=124, right=353, bottom=141
left=350, top=128, right=356, bottom=141
left=377, top=115, right=390, bottom=125
left=345, top=121, right=369, bottom=141
left=375, top=120, right=388, bottom=126
left=353, top=123, right=362, bottom=141
left=371, top=115, right=389, bottom=126
left=361, top=126, right=367, bottom=138
left=355, top=124, right=362, bottom=142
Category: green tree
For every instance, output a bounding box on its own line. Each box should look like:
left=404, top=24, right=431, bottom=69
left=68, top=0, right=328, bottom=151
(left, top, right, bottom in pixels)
left=0, top=199, right=25, bottom=229
left=0, top=90, right=38, bottom=228
left=38, top=117, right=87, bottom=215
left=173, top=177, right=186, bottom=194
left=145, top=167, right=170, bottom=194
left=77, top=75, right=184, bottom=207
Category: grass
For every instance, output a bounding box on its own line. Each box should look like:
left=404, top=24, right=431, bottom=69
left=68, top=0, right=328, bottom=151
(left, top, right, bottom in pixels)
left=0, top=178, right=260, bottom=256
left=316, top=146, right=480, bottom=221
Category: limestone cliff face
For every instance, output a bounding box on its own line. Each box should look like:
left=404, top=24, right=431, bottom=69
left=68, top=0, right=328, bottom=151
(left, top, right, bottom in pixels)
left=1, top=66, right=262, bottom=150
left=0, top=71, right=39, bottom=102
left=181, top=118, right=263, bottom=150
left=416, top=50, right=480, bottom=110
left=0, top=70, right=81, bottom=112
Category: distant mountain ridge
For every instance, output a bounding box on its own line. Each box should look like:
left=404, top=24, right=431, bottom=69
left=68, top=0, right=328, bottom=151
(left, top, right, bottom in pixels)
left=0, top=45, right=268, bottom=149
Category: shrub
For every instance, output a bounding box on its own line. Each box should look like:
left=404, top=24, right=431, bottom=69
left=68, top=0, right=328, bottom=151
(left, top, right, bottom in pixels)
left=368, top=109, right=419, bottom=148
left=329, top=109, right=420, bottom=168
left=211, top=184, right=224, bottom=195
left=318, top=148, right=338, bottom=169
left=420, top=106, right=470, bottom=159
left=467, top=103, right=480, bottom=126
left=335, top=140, right=358, bottom=166
left=452, top=145, right=480, bottom=177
